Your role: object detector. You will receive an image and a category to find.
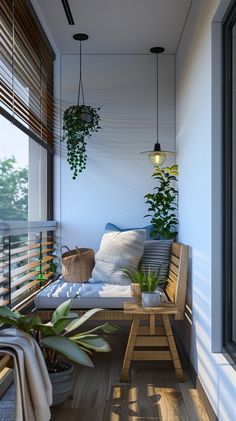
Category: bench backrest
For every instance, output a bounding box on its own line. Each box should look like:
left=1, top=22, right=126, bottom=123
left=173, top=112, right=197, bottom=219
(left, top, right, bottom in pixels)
left=165, top=242, right=189, bottom=320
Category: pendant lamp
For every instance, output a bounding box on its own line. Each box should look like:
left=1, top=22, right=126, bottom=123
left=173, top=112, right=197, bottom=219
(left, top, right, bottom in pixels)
left=140, top=47, right=175, bottom=166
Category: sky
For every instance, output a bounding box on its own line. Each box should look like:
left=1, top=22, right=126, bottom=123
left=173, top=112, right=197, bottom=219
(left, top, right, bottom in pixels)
left=0, top=114, right=28, bottom=168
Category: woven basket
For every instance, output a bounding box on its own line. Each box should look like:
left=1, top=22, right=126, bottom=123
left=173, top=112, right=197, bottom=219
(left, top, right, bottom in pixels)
left=61, top=246, right=95, bottom=282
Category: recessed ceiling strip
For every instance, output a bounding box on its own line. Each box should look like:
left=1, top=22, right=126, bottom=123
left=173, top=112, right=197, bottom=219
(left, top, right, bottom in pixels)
left=61, top=0, right=75, bottom=25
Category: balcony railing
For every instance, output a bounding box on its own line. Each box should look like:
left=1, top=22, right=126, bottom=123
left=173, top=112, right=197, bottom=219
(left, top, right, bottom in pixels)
left=0, top=221, right=57, bottom=309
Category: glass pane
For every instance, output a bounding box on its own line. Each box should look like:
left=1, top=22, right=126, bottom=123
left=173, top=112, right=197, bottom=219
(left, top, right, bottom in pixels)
left=232, top=23, right=236, bottom=344
left=28, top=141, right=47, bottom=221
left=0, top=115, right=47, bottom=221
left=0, top=116, right=28, bottom=221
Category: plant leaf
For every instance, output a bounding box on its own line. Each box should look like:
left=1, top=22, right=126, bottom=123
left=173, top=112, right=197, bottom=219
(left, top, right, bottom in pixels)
left=0, top=315, right=19, bottom=328
left=101, top=323, right=120, bottom=333
left=71, top=323, right=120, bottom=339
left=18, top=315, right=42, bottom=332
left=53, top=314, right=79, bottom=334
left=41, top=336, right=94, bottom=367
left=64, top=308, right=104, bottom=333
left=34, top=323, right=57, bottom=336
left=74, top=337, right=111, bottom=352
left=51, top=299, right=72, bottom=323
left=0, top=306, right=21, bottom=319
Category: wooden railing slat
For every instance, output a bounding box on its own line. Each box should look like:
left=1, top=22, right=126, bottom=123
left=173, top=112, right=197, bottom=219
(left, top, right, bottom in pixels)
left=11, top=280, right=39, bottom=300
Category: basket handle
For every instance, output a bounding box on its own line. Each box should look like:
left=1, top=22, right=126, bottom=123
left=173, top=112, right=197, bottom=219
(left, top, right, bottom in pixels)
left=60, top=245, right=70, bottom=255
left=75, top=246, right=81, bottom=256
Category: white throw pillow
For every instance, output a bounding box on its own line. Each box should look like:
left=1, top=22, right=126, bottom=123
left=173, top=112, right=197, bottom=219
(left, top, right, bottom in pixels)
left=90, top=230, right=146, bottom=285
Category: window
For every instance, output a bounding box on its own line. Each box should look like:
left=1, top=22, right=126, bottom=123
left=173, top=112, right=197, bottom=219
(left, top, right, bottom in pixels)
left=222, top=1, right=236, bottom=361
left=0, top=0, right=56, bottom=307
left=0, top=115, right=48, bottom=221
left=0, top=0, right=55, bottom=220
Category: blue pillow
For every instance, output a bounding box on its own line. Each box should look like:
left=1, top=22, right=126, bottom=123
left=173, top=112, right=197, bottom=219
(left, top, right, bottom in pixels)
left=105, top=223, right=154, bottom=240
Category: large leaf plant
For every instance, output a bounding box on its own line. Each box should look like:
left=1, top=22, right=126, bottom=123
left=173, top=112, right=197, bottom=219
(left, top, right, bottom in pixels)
left=63, top=105, right=101, bottom=179
left=144, top=165, right=179, bottom=240
left=0, top=300, right=118, bottom=368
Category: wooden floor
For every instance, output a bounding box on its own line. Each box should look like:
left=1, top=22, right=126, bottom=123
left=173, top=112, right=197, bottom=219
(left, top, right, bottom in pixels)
left=51, top=324, right=209, bottom=421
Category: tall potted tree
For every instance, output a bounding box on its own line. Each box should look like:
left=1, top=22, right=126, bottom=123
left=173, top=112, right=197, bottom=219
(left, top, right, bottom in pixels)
left=144, top=165, right=179, bottom=240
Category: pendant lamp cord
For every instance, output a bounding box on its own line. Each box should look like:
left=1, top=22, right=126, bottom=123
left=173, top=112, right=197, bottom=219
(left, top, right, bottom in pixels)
left=156, top=53, right=159, bottom=140
left=77, top=40, right=85, bottom=105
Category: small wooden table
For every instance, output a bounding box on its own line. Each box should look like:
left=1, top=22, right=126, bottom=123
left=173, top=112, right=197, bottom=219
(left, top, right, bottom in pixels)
left=120, top=302, right=184, bottom=383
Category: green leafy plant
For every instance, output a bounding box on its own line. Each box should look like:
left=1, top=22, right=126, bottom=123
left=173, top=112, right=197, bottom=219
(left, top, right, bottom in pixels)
left=124, top=267, right=163, bottom=292
left=0, top=157, right=28, bottom=221
left=0, top=300, right=118, bottom=369
left=144, top=165, right=178, bottom=239
left=63, top=105, right=101, bottom=179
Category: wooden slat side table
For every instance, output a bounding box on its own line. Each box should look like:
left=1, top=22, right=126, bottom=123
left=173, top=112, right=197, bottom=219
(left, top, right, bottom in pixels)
left=120, top=302, right=185, bottom=383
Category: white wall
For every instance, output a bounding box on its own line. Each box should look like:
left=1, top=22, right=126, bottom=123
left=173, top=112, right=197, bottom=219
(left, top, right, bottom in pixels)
left=59, top=54, right=175, bottom=250
left=176, top=0, right=236, bottom=419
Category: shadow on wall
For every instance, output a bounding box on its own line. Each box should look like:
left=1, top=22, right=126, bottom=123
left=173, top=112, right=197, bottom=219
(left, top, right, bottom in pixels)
left=174, top=245, right=236, bottom=417
left=174, top=248, right=194, bottom=359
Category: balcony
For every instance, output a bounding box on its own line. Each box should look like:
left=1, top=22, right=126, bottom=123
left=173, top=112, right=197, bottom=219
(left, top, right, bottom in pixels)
left=1, top=0, right=236, bottom=420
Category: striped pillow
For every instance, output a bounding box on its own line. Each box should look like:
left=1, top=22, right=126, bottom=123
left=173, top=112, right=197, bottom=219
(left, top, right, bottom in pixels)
left=139, top=240, right=172, bottom=283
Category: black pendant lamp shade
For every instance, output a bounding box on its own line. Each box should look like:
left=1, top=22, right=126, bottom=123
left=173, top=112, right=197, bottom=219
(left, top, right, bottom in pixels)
left=140, top=47, right=175, bottom=166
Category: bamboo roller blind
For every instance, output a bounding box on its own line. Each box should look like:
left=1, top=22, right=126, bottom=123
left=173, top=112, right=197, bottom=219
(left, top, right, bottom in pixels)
left=0, top=0, right=55, bottom=147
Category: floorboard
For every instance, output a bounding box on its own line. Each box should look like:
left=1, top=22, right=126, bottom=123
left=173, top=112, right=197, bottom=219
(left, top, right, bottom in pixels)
left=50, top=324, right=209, bottom=421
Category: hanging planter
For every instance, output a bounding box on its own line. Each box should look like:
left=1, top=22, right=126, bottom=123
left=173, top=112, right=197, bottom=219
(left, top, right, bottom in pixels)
left=63, top=33, right=102, bottom=180
left=63, top=104, right=101, bottom=179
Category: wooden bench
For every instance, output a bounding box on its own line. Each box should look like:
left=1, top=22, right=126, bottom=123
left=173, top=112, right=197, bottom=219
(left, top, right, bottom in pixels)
left=38, top=242, right=189, bottom=322
left=37, top=242, right=189, bottom=382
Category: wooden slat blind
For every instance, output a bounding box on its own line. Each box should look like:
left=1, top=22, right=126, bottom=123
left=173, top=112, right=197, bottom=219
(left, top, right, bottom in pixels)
left=0, top=0, right=55, bottom=147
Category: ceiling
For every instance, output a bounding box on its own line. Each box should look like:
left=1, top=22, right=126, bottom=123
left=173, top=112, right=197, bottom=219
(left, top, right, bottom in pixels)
left=34, top=0, right=192, bottom=54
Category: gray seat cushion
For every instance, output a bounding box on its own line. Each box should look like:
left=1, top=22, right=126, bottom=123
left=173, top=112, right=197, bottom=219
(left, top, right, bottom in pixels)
left=34, top=277, right=135, bottom=309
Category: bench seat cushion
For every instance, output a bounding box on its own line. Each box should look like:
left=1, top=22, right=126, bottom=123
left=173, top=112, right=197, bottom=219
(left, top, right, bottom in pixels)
left=35, top=277, right=135, bottom=309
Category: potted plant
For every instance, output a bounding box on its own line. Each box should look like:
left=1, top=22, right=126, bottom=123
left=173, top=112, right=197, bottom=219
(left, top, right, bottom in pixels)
left=0, top=300, right=118, bottom=405
left=63, top=104, right=101, bottom=179
left=124, top=268, right=165, bottom=307
left=144, top=165, right=179, bottom=240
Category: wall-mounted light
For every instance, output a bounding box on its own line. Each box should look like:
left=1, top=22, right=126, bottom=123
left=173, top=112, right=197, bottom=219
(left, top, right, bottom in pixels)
left=140, top=47, right=175, bottom=166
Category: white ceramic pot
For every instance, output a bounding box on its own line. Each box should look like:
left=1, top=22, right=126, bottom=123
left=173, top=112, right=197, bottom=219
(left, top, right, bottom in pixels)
left=142, top=290, right=164, bottom=307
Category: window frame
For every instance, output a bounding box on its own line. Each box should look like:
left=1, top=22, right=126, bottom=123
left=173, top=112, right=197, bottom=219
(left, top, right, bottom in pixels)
left=222, top=0, right=236, bottom=362
left=0, top=0, right=55, bottom=222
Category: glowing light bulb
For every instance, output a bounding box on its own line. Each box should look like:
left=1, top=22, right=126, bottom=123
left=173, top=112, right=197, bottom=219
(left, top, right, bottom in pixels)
left=149, top=152, right=166, bottom=166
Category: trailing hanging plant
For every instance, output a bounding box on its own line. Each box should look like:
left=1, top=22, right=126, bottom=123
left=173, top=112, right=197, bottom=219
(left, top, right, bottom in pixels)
left=144, top=165, right=179, bottom=240
left=63, top=104, right=101, bottom=179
